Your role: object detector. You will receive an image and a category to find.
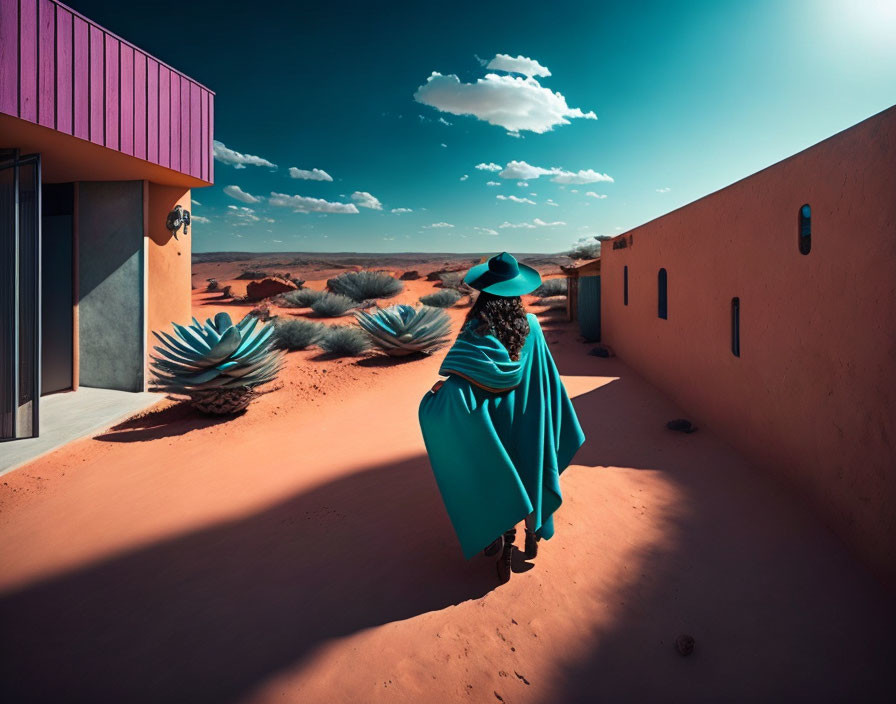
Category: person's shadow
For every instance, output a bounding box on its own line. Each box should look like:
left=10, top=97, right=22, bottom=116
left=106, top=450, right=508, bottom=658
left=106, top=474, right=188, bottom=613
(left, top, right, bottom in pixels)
left=0, top=455, right=495, bottom=704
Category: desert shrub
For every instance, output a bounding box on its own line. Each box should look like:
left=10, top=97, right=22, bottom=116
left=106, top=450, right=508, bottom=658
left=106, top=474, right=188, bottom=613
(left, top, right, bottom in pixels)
left=219, top=285, right=233, bottom=298
left=236, top=269, right=269, bottom=280
left=534, top=278, right=567, bottom=298
left=311, top=293, right=357, bottom=317
left=437, top=271, right=464, bottom=289
left=567, top=240, right=601, bottom=260
left=248, top=303, right=275, bottom=321
left=280, top=288, right=325, bottom=308
left=419, top=290, right=461, bottom=308
left=319, top=325, right=371, bottom=356
left=273, top=319, right=326, bottom=350
left=327, top=270, right=404, bottom=301
left=206, top=278, right=219, bottom=291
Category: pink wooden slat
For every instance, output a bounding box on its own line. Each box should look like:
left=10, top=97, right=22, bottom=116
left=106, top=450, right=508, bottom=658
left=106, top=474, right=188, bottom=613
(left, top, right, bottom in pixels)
left=88, top=24, right=103, bottom=144
left=0, top=0, right=18, bottom=115
left=19, top=0, right=38, bottom=122
left=37, top=0, right=54, bottom=127
left=190, top=82, right=200, bottom=177
left=158, top=65, right=170, bottom=168
left=200, top=89, right=208, bottom=181
left=179, top=76, right=189, bottom=174
left=169, top=72, right=180, bottom=171
left=147, top=58, right=159, bottom=163
left=134, top=51, right=146, bottom=159
left=208, top=93, right=214, bottom=183
left=119, top=43, right=134, bottom=155
left=55, top=6, right=73, bottom=134
left=104, top=33, right=119, bottom=150
left=72, top=16, right=88, bottom=139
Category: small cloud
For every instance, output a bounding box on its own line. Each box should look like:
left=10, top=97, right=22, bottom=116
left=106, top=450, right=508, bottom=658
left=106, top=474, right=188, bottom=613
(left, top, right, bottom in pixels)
left=440, top=143, right=447, bottom=148
left=391, top=207, right=413, bottom=213
left=269, top=192, right=359, bottom=214
left=476, top=162, right=503, bottom=171
left=496, top=194, right=536, bottom=205
left=500, top=218, right=565, bottom=229
left=474, top=226, right=499, bottom=236
left=485, top=53, right=552, bottom=78
left=517, top=181, right=529, bottom=187
left=424, top=222, right=454, bottom=228
left=191, top=214, right=210, bottom=224
left=288, top=167, right=333, bottom=181
left=213, top=140, right=276, bottom=169
left=533, top=218, right=566, bottom=227
left=226, top=205, right=260, bottom=224
left=486, top=181, right=501, bottom=186
left=585, top=191, right=607, bottom=199
left=545, top=198, right=558, bottom=207
left=656, top=187, right=671, bottom=193
left=192, top=199, right=202, bottom=206
left=460, top=174, right=469, bottom=181
left=438, top=117, right=452, bottom=126
left=351, top=191, right=383, bottom=210
left=223, top=185, right=262, bottom=204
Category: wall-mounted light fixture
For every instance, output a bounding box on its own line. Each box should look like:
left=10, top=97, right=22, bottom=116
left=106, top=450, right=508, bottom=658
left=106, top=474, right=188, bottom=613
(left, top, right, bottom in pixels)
left=166, top=205, right=192, bottom=239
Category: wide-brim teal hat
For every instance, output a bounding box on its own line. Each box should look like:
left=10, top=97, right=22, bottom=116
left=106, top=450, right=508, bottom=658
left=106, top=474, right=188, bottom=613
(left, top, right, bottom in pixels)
left=464, top=252, right=542, bottom=297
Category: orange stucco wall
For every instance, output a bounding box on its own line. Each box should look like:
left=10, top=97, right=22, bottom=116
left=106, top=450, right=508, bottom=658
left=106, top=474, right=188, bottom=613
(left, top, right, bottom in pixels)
left=601, top=106, right=896, bottom=584
left=146, top=183, right=192, bottom=349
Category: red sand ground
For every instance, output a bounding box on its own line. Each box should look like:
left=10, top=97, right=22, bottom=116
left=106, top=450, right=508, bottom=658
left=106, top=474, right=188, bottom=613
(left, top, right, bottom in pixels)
left=0, top=272, right=893, bottom=703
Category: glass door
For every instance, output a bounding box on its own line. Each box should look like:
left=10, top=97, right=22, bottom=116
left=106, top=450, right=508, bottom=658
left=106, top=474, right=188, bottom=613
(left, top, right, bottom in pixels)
left=0, top=149, right=41, bottom=440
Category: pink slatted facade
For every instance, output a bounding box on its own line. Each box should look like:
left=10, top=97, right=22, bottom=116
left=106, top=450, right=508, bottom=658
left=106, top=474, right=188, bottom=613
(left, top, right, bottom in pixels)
left=0, top=0, right=214, bottom=184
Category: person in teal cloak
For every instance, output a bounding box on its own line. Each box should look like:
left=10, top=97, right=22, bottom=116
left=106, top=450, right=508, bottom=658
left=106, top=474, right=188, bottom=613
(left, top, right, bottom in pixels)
left=418, top=252, right=586, bottom=583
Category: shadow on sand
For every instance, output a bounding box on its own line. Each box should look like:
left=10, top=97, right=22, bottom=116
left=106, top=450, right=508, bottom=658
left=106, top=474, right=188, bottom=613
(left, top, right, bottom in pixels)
left=94, top=399, right=239, bottom=442
left=0, top=455, right=495, bottom=703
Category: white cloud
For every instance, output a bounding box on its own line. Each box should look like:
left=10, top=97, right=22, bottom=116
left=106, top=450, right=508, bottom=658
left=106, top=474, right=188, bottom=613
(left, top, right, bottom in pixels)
left=424, top=222, right=454, bottom=228
left=191, top=199, right=202, bottom=206
left=288, top=167, right=333, bottom=181
left=223, top=185, right=262, bottom=204
left=460, top=174, right=469, bottom=181
left=414, top=72, right=596, bottom=135
left=438, top=117, right=452, bottom=126
left=191, top=214, right=210, bottom=224
left=585, top=191, right=608, bottom=199
left=497, top=194, right=536, bottom=205
left=475, top=162, right=503, bottom=171
left=546, top=198, right=558, bottom=206
left=485, top=53, right=551, bottom=78
left=213, top=140, right=276, bottom=169
left=656, top=187, right=671, bottom=193
left=226, top=205, right=260, bottom=224
left=517, top=181, right=529, bottom=187
left=475, top=226, right=499, bottom=236
left=500, top=218, right=565, bottom=229
left=486, top=181, right=501, bottom=186
left=269, top=192, right=359, bottom=214
left=499, top=160, right=614, bottom=184
left=391, top=207, right=413, bottom=213
left=351, top=191, right=383, bottom=210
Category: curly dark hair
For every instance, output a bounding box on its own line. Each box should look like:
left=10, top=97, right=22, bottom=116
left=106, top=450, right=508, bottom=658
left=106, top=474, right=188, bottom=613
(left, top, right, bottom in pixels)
left=463, top=292, right=530, bottom=360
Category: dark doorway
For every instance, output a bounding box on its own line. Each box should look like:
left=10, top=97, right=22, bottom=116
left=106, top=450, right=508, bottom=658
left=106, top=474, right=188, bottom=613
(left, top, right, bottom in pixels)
left=42, top=184, right=75, bottom=394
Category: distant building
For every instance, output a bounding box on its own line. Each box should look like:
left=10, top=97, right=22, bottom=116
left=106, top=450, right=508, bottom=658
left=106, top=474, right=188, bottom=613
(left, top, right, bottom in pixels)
left=562, top=257, right=601, bottom=341
left=600, top=106, right=896, bottom=584
left=1, top=0, right=214, bottom=440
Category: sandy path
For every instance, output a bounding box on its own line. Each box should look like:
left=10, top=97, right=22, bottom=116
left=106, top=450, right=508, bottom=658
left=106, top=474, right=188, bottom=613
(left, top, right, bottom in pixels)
left=0, top=286, right=893, bottom=703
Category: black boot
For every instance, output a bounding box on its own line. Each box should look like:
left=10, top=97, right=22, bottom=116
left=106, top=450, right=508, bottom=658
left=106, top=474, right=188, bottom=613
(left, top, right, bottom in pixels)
left=483, top=536, right=503, bottom=557
left=497, top=527, right=515, bottom=584
left=524, top=529, right=539, bottom=559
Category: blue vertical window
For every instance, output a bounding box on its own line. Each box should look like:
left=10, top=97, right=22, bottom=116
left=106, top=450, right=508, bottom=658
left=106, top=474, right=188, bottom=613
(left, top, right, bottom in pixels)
left=799, top=204, right=811, bottom=255
left=731, top=297, right=740, bottom=357
left=623, top=265, right=629, bottom=306
left=658, top=268, right=667, bottom=319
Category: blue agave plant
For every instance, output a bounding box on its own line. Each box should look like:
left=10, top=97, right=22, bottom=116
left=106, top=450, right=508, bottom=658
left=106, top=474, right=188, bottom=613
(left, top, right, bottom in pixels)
left=150, top=312, right=284, bottom=414
left=356, top=304, right=452, bottom=356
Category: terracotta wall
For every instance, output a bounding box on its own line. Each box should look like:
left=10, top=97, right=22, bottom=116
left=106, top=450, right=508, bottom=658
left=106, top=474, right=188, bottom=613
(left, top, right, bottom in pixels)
left=601, top=106, right=896, bottom=584
left=146, top=183, right=191, bottom=348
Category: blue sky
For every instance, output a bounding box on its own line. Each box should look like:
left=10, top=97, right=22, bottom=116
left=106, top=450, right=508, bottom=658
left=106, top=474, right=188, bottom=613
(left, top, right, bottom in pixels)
left=72, top=0, right=896, bottom=253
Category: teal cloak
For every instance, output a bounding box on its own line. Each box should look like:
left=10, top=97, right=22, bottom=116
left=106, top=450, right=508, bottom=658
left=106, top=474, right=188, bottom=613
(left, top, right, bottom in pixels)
left=418, top=313, right=586, bottom=559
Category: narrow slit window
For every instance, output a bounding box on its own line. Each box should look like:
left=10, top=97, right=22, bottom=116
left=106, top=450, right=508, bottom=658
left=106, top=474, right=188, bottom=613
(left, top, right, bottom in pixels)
left=658, top=268, right=667, bottom=319
left=731, top=297, right=740, bottom=357
left=799, top=204, right=811, bottom=255
left=623, top=265, right=629, bottom=306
